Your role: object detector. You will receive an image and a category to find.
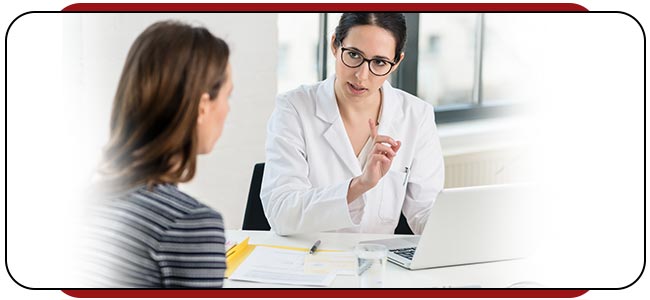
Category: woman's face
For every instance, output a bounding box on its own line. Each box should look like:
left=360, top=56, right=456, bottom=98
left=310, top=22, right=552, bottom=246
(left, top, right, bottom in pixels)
left=197, top=63, right=233, bottom=154
left=332, top=25, right=402, bottom=103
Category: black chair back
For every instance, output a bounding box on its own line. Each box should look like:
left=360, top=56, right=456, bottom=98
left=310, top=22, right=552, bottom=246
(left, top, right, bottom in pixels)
left=242, top=163, right=271, bottom=230
left=394, top=211, right=414, bottom=235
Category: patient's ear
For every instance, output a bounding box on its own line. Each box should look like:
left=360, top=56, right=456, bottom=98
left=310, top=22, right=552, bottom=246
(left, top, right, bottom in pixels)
left=197, top=92, right=211, bottom=124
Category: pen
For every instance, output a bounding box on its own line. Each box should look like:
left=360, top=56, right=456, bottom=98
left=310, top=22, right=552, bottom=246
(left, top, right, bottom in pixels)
left=225, top=243, right=238, bottom=257
left=308, top=240, right=321, bottom=254
left=403, top=166, right=410, bottom=186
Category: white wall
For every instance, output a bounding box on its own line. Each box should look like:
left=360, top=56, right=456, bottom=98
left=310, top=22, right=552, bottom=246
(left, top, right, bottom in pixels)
left=63, top=13, right=278, bottom=230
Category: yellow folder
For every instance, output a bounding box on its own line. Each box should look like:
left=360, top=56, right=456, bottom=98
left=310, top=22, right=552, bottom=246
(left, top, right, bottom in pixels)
left=224, top=237, right=341, bottom=278
left=225, top=237, right=255, bottom=278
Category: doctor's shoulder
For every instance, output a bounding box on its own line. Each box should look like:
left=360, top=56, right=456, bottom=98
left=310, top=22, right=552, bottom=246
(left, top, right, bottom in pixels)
left=393, top=87, right=435, bottom=119
left=275, top=81, right=322, bottom=108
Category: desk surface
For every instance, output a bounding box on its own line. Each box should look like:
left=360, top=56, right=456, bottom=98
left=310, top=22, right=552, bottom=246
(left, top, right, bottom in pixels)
left=224, top=230, right=545, bottom=288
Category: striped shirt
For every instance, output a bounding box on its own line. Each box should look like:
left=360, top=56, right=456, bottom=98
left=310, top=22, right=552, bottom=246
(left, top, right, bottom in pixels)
left=83, top=183, right=225, bottom=288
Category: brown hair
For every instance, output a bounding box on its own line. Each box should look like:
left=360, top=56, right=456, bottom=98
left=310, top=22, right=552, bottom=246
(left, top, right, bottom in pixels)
left=100, top=20, right=230, bottom=191
left=333, top=13, right=407, bottom=63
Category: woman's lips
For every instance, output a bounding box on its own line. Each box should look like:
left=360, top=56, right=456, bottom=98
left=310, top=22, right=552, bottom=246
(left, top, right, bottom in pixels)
left=347, top=82, right=367, bottom=95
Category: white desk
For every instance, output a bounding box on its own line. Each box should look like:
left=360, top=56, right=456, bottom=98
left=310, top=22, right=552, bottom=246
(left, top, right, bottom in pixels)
left=223, top=230, right=545, bottom=288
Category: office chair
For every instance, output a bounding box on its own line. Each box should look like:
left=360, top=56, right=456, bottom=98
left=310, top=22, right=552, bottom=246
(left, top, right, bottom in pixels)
left=242, top=163, right=271, bottom=230
left=394, top=212, right=414, bottom=235
left=242, top=162, right=414, bottom=235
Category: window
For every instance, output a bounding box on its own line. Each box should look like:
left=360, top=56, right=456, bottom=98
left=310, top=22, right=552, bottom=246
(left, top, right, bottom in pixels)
left=325, top=13, right=342, bottom=78
left=277, top=13, right=320, bottom=94
left=277, top=13, right=523, bottom=123
left=481, top=14, right=532, bottom=105
left=416, top=14, right=477, bottom=107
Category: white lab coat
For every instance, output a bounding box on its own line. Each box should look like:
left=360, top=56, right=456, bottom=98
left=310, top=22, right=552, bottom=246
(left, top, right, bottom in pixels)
left=261, top=76, right=444, bottom=235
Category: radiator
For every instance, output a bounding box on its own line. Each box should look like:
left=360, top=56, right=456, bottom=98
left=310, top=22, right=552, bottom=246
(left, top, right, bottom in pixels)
left=443, top=146, right=532, bottom=188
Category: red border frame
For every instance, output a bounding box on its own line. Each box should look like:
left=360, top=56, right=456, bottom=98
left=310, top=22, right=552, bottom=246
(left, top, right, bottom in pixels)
left=63, top=2, right=588, bottom=11
left=63, top=289, right=589, bottom=298
left=59, top=2, right=588, bottom=298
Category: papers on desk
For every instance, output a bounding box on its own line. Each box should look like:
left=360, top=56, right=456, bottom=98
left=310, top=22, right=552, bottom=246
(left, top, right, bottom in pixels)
left=304, top=251, right=357, bottom=275
left=228, top=245, right=356, bottom=286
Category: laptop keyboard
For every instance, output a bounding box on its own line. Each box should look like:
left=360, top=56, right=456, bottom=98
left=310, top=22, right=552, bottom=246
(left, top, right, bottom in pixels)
left=390, top=247, right=417, bottom=260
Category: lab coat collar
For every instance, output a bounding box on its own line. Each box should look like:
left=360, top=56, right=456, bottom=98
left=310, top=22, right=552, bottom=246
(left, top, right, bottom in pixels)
left=316, top=76, right=404, bottom=175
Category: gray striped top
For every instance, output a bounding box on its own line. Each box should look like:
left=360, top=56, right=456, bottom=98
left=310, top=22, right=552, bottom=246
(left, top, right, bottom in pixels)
left=84, top=183, right=225, bottom=288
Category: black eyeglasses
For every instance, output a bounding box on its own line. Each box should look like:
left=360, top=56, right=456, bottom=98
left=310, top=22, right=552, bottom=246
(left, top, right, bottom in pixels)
left=340, top=47, right=396, bottom=77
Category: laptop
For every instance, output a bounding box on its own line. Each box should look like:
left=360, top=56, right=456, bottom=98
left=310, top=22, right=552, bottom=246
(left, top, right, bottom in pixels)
left=362, top=184, right=538, bottom=270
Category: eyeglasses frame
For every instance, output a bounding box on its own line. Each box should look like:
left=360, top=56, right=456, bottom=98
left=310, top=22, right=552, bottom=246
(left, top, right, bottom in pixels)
left=340, top=47, right=396, bottom=77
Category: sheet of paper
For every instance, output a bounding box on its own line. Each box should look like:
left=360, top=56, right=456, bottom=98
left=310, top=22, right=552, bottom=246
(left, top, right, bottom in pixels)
left=229, top=246, right=336, bottom=286
left=304, top=251, right=357, bottom=275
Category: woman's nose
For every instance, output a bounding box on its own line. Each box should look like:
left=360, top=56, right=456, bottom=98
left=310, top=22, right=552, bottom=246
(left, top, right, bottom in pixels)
left=354, top=62, right=370, bottom=80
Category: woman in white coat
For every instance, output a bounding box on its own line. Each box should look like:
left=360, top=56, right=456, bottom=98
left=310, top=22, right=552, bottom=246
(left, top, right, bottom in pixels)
left=261, top=13, right=444, bottom=235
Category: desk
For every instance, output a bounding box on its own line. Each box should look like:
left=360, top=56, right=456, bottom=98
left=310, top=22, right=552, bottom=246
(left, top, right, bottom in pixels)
left=224, top=230, right=545, bottom=288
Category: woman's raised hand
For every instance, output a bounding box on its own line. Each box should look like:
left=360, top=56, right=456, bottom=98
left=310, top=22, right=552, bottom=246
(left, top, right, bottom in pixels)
left=357, top=118, right=401, bottom=189
left=347, top=118, right=401, bottom=203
